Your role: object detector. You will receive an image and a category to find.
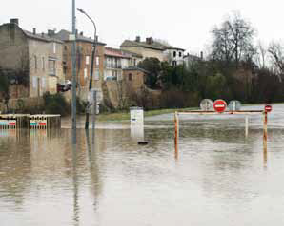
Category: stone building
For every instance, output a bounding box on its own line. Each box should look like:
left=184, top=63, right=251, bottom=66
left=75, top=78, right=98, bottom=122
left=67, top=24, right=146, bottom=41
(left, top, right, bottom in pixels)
left=122, top=66, right=148, bottom=90
left=0, top=19, right=64, bottom=99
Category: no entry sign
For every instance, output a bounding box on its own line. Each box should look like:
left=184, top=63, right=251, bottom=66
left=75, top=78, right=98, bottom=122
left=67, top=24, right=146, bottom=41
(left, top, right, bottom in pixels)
left=265, top=104, right=272, bottom=112
left=213, top=100, right=227, bottom=113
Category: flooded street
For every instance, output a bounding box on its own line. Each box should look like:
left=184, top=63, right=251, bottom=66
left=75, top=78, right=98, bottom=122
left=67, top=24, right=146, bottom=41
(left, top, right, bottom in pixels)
left=1, top=104, right=284, bottom=226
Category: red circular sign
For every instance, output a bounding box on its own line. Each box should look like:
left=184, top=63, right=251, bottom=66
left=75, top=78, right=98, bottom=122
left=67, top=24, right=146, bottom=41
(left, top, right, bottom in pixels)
left=265, top=104, right=272, bottom=112
left=213, top=100, right=227, bottom=113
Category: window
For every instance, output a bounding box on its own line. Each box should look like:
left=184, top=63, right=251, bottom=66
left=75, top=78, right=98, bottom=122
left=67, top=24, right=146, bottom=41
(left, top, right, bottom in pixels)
left=42, top=77, right=46, bottom=88
left=49, top=60, right=56, bottom=75
left=53, top=43, right=56, bottom=54
left=112, top=70, right=117, bottom=80
left=117, top=71, right=122, bottom=81
left=95, top=56, right=99, bottom=66
left=173, top=51, right=176, bottom=57
left=129, top=73, right=132, bottom=81
left=34, top=56, right=37, bottom=71
left=32, top=77, right=37, bottom=88
left=94, top=69, right=100, bottom=80
left=179, top=52, right=182, bottom=57
left=42, top=57, right=45, bottom=70
left=133, top=59, right=136, bottom=66
left=84, top=68, right=88, bottom=79
left=86, top=56, right=90, bottom=65
left=172, top=61, right=177, bottom=66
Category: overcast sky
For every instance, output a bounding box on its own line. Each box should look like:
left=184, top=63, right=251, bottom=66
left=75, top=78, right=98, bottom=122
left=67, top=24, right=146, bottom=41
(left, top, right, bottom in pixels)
left=1, top=0, right=283, bottom=54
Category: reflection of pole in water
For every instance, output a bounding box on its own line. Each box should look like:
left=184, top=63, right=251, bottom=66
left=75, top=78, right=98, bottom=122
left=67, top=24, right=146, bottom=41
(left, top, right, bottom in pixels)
left=131, top=124, right=144, bottom=142
left=71, top=129, right=79, bottom=225
left=245, top=116, right=249, bottom=138
left=263, top=111, right=268, bottom=166
left=85, top=128, right=99, bottom=211
left=263, top=145, right=268, bottom=167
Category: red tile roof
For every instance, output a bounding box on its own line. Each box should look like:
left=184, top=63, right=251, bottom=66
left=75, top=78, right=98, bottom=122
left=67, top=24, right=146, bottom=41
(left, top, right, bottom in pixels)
left=105, top=47, right=130, bottom=58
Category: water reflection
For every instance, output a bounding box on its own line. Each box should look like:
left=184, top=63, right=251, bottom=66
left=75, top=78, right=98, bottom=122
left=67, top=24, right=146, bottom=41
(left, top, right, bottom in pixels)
left=71, top=133, right=79, bottom=226
left=131, top=124, right=145, bottom=142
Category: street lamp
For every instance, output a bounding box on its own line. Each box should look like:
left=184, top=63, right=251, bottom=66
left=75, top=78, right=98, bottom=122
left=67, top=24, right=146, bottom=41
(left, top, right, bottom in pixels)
left=77, top=8, right=97, bottom=129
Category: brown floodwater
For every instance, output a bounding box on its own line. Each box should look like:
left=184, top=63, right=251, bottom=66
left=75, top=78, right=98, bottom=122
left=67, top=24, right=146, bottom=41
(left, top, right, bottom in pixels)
left=1, top=104, right=284, bottom=226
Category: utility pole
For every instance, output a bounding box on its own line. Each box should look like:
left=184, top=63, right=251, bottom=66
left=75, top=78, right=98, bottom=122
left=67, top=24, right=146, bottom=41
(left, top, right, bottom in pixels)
left=77, top=8, right=96, bottom=130
left=71, top=0, right=77, bottom=130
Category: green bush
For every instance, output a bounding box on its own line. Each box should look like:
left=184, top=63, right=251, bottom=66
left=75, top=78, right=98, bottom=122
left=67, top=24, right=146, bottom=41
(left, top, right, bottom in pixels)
left=76, top=97, right=87, bottom=114
left=43, top=92, right=70, bottom=116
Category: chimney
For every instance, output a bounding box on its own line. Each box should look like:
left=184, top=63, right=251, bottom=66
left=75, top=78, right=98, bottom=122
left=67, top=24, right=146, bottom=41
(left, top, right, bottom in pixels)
left=33, top=28, right=36, bottom=35
left=135, top=36, right=140, bottom=42
left=200, top=51, right=203, bottom=60
left=80, top=31, right=83, bottom=36
left=146, top=37, right=153, bottom=45
left=48, top=29, right=55, bottom=36
left=10, top=18, right=19, bottom=26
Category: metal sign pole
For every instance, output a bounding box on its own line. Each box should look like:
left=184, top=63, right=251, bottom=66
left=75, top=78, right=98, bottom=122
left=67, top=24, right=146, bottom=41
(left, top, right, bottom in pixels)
left=263, top=111, right=268, bottom=165
left=245, top=116, right=249, bottom=138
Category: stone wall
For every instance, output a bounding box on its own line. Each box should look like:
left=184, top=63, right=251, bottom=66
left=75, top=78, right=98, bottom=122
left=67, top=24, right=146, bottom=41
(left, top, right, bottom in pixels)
left=9, top=85, right=29, bottom=99
left=0, top=97, right=43, bottom=113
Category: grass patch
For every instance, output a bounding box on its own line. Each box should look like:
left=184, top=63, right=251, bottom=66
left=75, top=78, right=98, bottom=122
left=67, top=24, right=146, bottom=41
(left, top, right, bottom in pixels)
left=96, top=107, right=197, bottom=122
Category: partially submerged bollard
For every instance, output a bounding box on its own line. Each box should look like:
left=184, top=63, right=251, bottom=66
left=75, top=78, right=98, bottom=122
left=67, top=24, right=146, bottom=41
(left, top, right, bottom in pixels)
left=130, top=107, right=146, bottom=144
left=263, top=104, right=272, bottom=165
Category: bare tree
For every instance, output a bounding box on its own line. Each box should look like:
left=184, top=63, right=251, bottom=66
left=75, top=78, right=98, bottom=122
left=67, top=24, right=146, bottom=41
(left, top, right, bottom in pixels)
left=268, top=41, right=284, bottom=75
left=211, top=12, right=256, bottom=67
left=257, top=41, right=267, bottom=68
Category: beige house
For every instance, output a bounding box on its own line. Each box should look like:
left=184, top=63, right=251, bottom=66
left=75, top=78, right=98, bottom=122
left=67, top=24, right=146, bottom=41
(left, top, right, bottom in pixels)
left=0, top=19, right=64, bottom=98
left=120, top=37, right=166, bottom=62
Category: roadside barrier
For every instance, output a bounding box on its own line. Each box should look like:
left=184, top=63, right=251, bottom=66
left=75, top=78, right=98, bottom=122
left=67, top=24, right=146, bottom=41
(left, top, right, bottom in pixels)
left=0, top=114, right=61, bottom=130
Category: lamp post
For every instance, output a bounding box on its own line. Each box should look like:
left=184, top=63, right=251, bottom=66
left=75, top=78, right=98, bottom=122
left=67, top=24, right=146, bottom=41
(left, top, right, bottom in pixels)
left=77, top=8, right=97, bottom=130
